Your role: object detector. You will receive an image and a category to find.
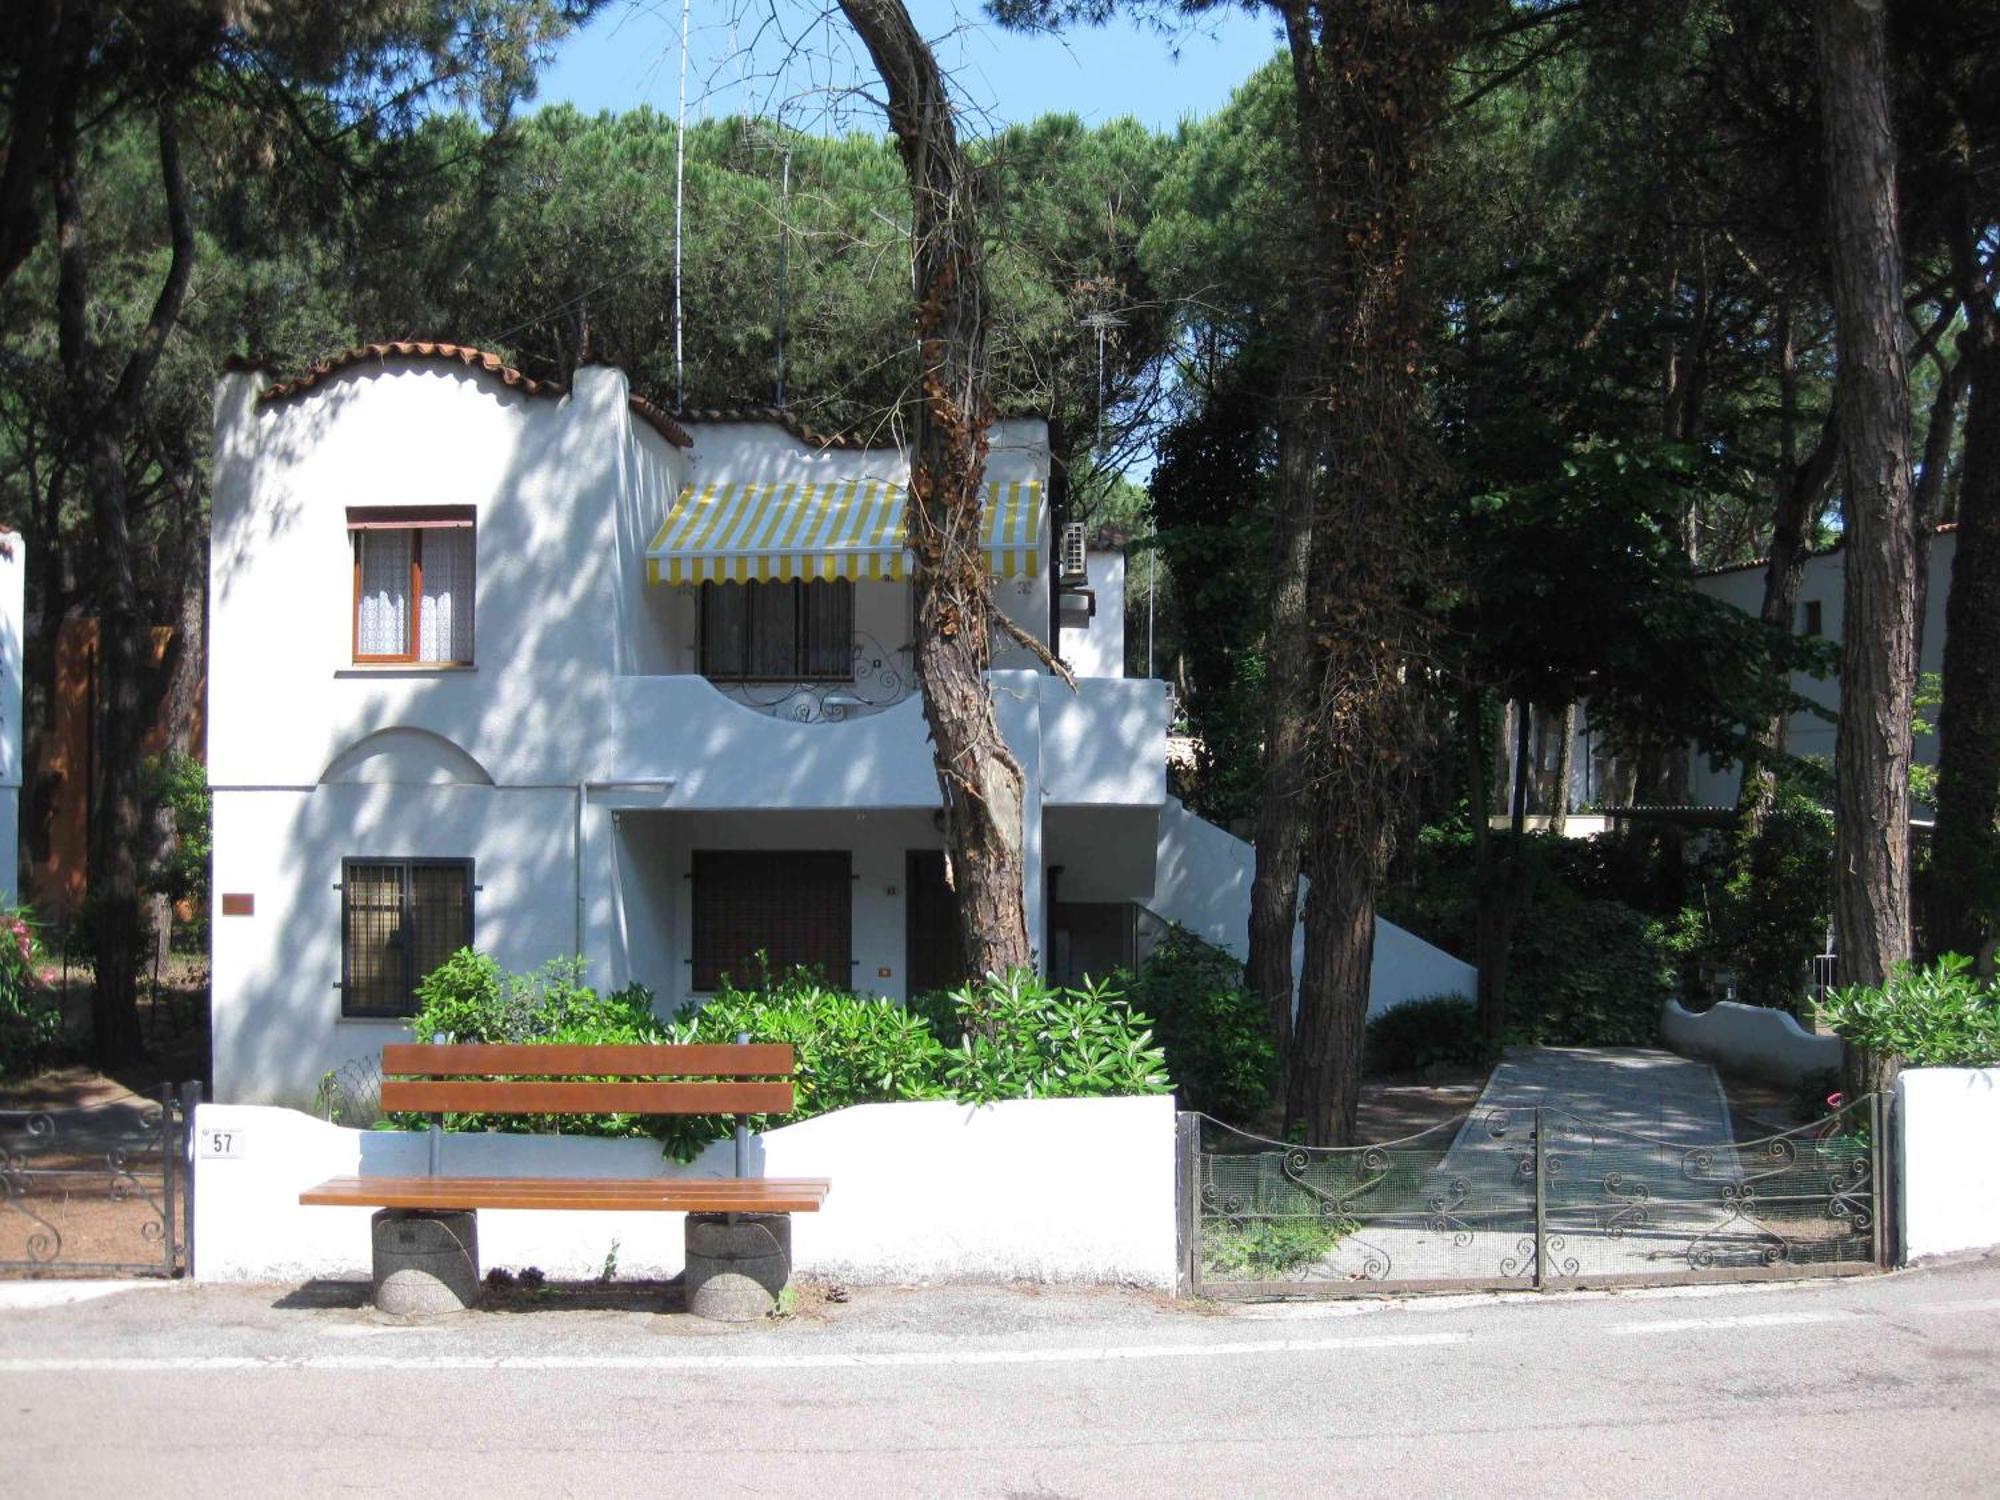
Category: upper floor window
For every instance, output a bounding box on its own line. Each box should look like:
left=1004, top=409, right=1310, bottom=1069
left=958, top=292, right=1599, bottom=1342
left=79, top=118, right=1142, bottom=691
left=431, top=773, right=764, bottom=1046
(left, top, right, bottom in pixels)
left=1798, top=599, right=1823, bottom=637
left=350, top=507, right=475, bottom=665
left=700, top=579, right=852, bottom=681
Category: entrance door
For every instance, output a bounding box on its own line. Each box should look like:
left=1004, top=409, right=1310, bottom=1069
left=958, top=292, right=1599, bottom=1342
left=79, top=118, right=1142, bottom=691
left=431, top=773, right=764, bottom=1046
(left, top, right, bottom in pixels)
left=905, top=850, right=968, bottom=997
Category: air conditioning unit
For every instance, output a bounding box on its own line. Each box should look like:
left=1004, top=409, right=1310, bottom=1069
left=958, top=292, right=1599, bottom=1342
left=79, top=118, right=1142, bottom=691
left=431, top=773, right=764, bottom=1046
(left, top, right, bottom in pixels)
left=1058, top=521, right=1088, bottom=585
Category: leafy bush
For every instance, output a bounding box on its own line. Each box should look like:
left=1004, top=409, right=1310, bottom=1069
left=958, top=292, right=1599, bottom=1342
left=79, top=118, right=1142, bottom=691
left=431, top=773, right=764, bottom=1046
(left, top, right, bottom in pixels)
left=410, top=952, right=658, bottom=1048
left=1504, top=894, right=1674, bottom=1046
left=396, top=952, right=1169, bottom=1159
left=1364, top=993, right=1488, bottom=1076
left=1816, top=954, right=2000, bottom=1067
left=660, top=968, right=952, bottom=1156
left=1710, top=786, right=1833, bottom=1009
left=1120, top=925, right=1276, bottom=1122
left=0, top=908, right=63, bottom=1079
left=944, top=970, right=1171, bottom=1105
left=1200, top=1214, right=1350, bottom=1280
left=398, top=953, right=670, bottom=1138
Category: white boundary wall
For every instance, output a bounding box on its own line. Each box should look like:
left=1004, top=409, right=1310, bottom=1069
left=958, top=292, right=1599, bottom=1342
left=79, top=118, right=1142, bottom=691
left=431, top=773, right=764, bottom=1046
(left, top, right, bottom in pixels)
left=193, top=1094, right=1178, bottom=1288
left=1897, top=1067, right=2000, bottom=1262
left=1661, top=999, right=1843, bottom=1086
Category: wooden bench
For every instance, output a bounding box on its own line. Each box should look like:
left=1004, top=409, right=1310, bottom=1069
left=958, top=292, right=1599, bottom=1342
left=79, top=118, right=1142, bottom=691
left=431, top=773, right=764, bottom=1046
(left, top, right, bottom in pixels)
left=300, top=1041, right=830, bottom=1316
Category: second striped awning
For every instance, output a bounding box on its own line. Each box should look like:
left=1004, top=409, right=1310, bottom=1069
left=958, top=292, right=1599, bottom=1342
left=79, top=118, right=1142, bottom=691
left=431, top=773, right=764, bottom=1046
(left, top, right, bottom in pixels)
left=645, top=478, right=1044, bottom=585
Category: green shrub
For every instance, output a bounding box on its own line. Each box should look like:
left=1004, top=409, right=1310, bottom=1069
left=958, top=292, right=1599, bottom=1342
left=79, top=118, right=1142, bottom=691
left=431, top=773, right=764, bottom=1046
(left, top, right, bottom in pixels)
left=1816, top=954, right=2000, bottom=1067
left=945, top=969, right=1171, bottom=1105
left=1364, top=993, right=1488, bottom=1075
left=660, top=968, right=952, bottom=1156
left=1120, top=926, right=1277, bottom=1122
left=1200, top=1214, right=1353, bottom=1279
left=1703, top=785, right=1833, bottom=1009
left=1504, top=894, right=1674, bottom=1046
left=397, top=952, right=1168, bottom=1159
left=398, top=953, right=668, bottom=1139
left=0, top=908, right=63, bottom=1079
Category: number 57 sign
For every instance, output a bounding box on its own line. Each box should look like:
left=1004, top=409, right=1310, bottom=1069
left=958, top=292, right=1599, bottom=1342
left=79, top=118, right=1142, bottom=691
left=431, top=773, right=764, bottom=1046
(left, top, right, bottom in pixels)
left=198, top=1126, right=245, bottom=1159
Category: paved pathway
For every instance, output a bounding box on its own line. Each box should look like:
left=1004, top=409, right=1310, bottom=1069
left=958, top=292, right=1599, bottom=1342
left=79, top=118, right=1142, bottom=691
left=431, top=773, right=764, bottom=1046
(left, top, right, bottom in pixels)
left=1307, top=1046, right=1850, bottom=1284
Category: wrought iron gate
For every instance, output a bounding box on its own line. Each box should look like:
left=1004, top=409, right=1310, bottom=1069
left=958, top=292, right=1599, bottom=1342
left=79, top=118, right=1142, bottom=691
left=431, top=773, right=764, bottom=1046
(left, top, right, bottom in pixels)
left=1181, top=1094, right=1890, bottom=1297
left=1, top=1082, right=200, bottom=1277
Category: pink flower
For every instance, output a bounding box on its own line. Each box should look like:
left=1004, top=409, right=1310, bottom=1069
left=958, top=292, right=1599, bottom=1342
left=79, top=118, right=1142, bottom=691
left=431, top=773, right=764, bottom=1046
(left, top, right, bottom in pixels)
left=1826, top=1091, right=1844, bottom=1110
left=38, top=968, right=55, bottom=986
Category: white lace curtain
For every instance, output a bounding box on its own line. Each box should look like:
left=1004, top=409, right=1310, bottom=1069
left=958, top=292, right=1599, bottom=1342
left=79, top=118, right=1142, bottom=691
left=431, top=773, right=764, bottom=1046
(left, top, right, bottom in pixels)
left=356, top=526, right=473, bottom=662
left=419, top=527, right=474, bottom=663
left=356, top=531, right=411, bottom=656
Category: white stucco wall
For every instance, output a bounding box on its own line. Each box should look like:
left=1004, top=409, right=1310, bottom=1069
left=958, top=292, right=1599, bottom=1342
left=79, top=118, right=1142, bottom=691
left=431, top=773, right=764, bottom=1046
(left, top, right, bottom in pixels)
left=1148, top=795, right=1477, bottom=1013
left=1896, top=1066, right=2000, bottom=1263
left=1660, top=999, right=1843, bottom=1086
left=1059, top=546, right=1126, bottom=679
left=192, top=1093, right=1178, bottom=1287
left=1688, top=534, right=1954, bottom=807
left=0, top=531, right=20, bottom=904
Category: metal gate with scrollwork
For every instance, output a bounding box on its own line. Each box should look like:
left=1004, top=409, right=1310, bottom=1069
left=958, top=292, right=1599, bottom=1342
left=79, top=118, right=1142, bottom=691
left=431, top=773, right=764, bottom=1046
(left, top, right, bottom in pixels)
left=1180, top=1094, right=1889, bottom=1297
left=1, top=1083, right=200, bottom=1278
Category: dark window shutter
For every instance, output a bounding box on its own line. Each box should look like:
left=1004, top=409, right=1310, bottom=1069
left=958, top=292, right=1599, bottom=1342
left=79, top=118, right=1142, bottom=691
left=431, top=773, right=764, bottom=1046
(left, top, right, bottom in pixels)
left=690, top=850, right=851, bottom=991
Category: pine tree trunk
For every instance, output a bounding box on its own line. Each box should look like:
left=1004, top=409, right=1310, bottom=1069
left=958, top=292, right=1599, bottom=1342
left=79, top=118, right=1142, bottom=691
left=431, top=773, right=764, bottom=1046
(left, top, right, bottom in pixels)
left=1817, top=0, right=1917, bottom=1005
left=1287, top=840, right=1377, bottom=1146
left=1550, top=701, right=1576, bottom=836
left=1246, top=331, right=1325, bottom=1056
left=839, top=0, right=1033, bottom=982
left=53, top=98, right=195, bottom=1068
left=1276, top=0, right=1463, bottom=1146
left=1929, top=338, right=2000, bottom=964
left=145, top=564, right=204, bottom=971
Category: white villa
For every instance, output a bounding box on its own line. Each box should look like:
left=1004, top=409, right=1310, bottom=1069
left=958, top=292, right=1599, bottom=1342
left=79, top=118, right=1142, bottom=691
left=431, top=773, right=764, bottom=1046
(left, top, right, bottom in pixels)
left=207, top=342, right=1473, bottom=1107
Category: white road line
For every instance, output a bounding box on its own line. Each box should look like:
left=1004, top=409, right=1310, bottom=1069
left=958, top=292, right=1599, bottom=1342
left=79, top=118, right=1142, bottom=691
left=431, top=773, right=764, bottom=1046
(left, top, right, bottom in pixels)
left=0, top=1330, right=1468, bottom=1375
left=1902, top=1298, right=2000, bottom=1315
left=1610, top=1310, right=1861, bottom=1336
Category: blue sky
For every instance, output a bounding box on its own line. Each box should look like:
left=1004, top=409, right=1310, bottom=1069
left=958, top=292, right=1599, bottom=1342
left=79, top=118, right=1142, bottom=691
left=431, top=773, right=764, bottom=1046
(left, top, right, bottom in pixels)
left=532, top=1, right=1283, bottom=134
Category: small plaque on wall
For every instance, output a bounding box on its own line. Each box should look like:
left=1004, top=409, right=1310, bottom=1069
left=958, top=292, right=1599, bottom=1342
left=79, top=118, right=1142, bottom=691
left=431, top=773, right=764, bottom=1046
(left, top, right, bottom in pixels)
left=221, top=893, right=254, bottom=917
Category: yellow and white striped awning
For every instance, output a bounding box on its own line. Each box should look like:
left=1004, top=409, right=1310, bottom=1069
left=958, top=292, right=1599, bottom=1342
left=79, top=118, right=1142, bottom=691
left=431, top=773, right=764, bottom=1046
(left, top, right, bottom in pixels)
left=645, top=479, right=1043, bottom=585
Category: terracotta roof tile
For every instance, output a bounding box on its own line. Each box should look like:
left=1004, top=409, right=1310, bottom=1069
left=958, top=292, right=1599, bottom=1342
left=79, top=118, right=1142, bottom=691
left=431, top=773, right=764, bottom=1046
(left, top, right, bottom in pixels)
left=1694, top=520, right=1959, bottom=579
left=675, top=406, right=893, bottom=451
left=258, top=342, right=562, bottom=405
left=627, top=394, right=693, bottom=449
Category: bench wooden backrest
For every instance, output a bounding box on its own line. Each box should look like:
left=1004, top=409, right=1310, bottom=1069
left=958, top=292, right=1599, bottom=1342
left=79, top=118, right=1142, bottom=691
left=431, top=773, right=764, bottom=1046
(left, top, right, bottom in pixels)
left=379, top=1043, right=797, bottom=1117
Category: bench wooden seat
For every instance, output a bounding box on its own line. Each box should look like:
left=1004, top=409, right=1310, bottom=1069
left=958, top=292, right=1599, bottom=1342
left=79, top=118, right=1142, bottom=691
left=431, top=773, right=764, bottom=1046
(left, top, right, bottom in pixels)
left=300, top=1175, right=832, bottom=1213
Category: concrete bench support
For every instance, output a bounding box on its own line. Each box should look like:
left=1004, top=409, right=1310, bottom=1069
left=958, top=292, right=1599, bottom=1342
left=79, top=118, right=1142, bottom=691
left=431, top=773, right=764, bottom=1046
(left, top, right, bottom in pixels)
left=685, top=1211, right=792, bottom=1321
left=372, top=1208, right=479, bottom=1315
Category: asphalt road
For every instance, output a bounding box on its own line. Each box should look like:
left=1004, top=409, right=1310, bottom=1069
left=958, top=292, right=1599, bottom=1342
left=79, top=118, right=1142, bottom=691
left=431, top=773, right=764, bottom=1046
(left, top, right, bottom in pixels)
left=4, top=1257, right=1998, bottom=1498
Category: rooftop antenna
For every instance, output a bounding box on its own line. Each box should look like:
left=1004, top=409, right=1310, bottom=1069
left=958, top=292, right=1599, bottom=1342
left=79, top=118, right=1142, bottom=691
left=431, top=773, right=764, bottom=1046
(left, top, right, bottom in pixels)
left=1079, top=310, right=1126, bottom=438
left=672, top=0, right=690, bottom=408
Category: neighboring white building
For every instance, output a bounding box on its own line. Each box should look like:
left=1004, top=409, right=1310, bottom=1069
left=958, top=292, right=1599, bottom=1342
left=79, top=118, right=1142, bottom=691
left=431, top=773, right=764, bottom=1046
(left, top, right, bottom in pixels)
left=1685, top=530, right=1956, bottom=808
left=207, top=343, right=1473, bottom=1107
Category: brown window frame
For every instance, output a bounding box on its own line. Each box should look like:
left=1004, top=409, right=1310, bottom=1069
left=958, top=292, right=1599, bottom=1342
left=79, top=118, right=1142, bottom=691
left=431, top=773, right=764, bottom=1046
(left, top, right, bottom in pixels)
left=339, top=857, right=475, bottom=1019
left=688, top=849, right=852, bottom=993
left=349, top=506, right=476, bottom=665
left=699, top=579, right=854, bottom=683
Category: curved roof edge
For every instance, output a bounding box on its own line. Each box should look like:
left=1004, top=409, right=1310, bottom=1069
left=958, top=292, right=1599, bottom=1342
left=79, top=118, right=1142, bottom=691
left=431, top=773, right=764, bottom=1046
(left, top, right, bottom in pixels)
left=255, top=342, right=563, bottom=405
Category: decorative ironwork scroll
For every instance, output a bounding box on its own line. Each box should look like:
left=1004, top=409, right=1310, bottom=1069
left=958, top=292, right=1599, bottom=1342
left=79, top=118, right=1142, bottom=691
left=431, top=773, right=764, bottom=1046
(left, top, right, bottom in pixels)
left=1189, top=1093, right=1887, bottom=1298
left=1, top=1084, right=193, bottom=1278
